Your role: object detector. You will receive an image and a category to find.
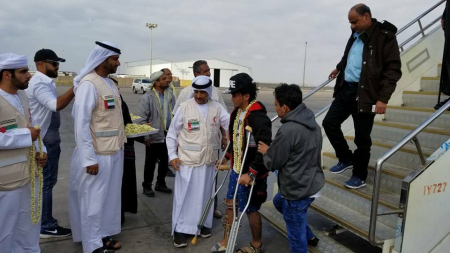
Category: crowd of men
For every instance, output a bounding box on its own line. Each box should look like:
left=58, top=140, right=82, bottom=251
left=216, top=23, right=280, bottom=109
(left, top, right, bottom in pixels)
left=0, top=3, right=405, bottom=253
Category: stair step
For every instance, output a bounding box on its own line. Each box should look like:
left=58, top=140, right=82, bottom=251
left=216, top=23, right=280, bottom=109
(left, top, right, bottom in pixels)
left=321, top=170, right=399, bottom=229
left=402, top=90, right=449, bottom=108
left=385, top=105, right=450, bottom=129
left=323, top=171, right=399, bottom=209
left=344, top=136, right=433, bottom=169
left=420, top=77, right=440, bottom=92
left=259, top=202, right=353, bottom=253
left=323, top=152, right=411, bottom=194
left=311, top=195, right=396, bottom=241
left=372, top=121, right=450, bottom=150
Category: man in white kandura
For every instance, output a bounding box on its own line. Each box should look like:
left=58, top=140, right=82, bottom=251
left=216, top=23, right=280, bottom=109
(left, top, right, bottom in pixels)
left=0, top=53, right=48, bottom=252
left=69, top=41, right=126, bottom=253
left=167, top=75, right=229, bottom=248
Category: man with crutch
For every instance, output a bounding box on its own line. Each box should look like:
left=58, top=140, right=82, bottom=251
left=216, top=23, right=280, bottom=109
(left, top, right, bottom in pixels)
left=166, top=76, right=229, bottom=248
left=211, top=73, right=272, bottom=253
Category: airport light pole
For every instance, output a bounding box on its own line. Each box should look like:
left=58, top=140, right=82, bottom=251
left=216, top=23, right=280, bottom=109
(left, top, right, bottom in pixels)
left=145, top=23, right=158, bottom=76
left=302, top=41, right=307, bottom=88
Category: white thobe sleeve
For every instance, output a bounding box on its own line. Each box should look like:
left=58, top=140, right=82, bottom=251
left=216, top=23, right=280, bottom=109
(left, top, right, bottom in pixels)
left=166, top=107, right=184, bottom=161
left=73, top=81, right=98, bottom=167
left=0, top=128, right=32, bottom=149
left=173, top=87, right=189, bottom=115
left=33, top=81, right=57, bottom=112
left=219, top=105, right=230, bottom=131
left=30, top=113, right=47, bottom=154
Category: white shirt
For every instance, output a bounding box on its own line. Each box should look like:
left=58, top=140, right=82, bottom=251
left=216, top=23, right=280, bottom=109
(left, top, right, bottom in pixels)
left=25, top=71, right=58, bottom=138
left=173, top=86, right=227, bottom=114
left=167, top=101, right=229, bottom=161
left=72, top=78, right=119, bottom=167
left=0, top=88, right=46, bottom=153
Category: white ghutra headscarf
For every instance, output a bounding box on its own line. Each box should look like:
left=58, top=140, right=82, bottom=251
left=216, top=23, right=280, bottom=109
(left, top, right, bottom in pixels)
left=73, top=41, right=121, bottom=91
left=0, top=53, right=28, bottom=71
left=188, top=75, right=213, bottom=100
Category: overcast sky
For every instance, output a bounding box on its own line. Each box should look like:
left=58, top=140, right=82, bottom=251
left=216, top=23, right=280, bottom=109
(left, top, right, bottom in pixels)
left=0, top=0, right=444, bottom=85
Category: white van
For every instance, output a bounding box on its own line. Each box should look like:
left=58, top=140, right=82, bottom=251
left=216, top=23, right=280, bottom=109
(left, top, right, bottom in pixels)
left=131, top=78, right=151, bottom=94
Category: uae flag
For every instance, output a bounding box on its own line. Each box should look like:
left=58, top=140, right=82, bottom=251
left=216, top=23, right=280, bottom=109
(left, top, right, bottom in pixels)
left=0, top=124, right=18, bottom=133
left=104, top=98, right=115, bottom=109
left=188, top=121, right=199, bottom=131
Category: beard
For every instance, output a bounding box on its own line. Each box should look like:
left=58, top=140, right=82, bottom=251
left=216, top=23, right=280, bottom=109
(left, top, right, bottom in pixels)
left=12, top=78, right=29, bottom=90
left=45, top=68, right=58, bottom=78
left=107, top=64, right=118, bottom=74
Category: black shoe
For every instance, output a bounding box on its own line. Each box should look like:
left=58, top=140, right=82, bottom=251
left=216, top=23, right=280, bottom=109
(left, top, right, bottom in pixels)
left=166, top=169, right=176, bottom=177
left=308, top=237, right=319, bottom=247
left=92, top=247, right=114, bottom=253
left=200, top=227, right=211, bottom=238
left=155, top=183, right=172, bottom=194
left=143, top=186, right=155, bottom=197
left=40, top=225, right=72, bottom=238
left=435, top=98, right=450, bottom=110
left=173, top=232, right=188, bottom=248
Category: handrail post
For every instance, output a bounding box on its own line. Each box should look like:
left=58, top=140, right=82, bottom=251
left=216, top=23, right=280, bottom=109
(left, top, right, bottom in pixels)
left=412, top=137, right=427, bottom=165
left=369, top=159, right=384, bottom=245
left=418, top=19, right=426, bottom=37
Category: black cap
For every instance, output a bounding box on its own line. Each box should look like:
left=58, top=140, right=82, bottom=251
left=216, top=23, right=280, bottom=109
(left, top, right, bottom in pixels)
left=34, top=49, right=66, bottom=62
left=224, top=73, right=254, bottom=94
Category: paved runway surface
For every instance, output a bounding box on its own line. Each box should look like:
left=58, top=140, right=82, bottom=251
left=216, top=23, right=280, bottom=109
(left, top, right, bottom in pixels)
left=39, top=86, right=381, bottom=253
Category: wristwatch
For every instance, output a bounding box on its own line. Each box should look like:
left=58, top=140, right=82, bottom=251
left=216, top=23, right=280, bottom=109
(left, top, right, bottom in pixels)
left=247, top=171, right=256, bottom=181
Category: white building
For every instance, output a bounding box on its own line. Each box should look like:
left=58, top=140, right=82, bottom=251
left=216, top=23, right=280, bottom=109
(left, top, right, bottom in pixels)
left=122, top=58, right=252, bottom=87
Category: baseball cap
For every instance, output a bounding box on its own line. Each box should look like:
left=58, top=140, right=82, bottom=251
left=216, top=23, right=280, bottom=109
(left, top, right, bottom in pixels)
left=34, top=49, right=66, bottom=62
left=223, top=73, right=254, bottom=94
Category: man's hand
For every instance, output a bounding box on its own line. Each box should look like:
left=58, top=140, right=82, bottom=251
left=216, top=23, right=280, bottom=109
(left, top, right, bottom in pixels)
left=221, top=137, right=227, bottom=151
left=238, top=174, right=253, bottom=187
left=375, top=101, right=387, bottom=114
left=329, top=69, right=339, bottom=80
left=170, top=158, right=182, bottom=171
left=145, top=139, right=152, bottom=147
left=28, top=127, right=41, bottom=141
left=36, top=152, right=48, bottom=167
left=257, top=141, right=269, bottom=155
left=86, top=164, right=99, bottom=175
left=215, top=157, right=228, bottom=171
left=441, top=19, right=445, bottom=30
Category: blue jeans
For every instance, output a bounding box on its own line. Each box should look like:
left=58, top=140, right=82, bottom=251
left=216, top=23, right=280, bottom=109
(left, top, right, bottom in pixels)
left=273, top=192, right=315, bottom=253
left=41, top=139, right=61, bottom=230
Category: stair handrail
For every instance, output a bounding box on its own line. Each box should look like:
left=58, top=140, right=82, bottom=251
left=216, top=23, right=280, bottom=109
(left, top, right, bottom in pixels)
left=270, top=77, right=335, bottom=122
left=396, top=0, right=445, bottom=52
left=369, top=99, right=450, bottom=245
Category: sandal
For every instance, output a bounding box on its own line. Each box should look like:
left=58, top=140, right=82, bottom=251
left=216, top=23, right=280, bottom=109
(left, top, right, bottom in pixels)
left=102, top=236, right=121, bottom=250
left=210, top=242, right=226, bottom=253
left=236, top=242, right=264, bottom=253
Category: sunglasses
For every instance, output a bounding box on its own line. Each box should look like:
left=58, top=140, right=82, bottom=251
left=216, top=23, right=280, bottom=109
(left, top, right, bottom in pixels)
left=43, top=60, right=59, bottom=67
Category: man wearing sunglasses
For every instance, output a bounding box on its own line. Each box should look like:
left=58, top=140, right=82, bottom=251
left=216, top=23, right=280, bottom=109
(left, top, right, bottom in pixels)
left=25, top=48, right=74, bottom=238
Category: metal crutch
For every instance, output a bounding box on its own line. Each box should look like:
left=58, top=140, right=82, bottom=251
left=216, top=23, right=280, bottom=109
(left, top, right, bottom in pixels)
left=191, top=142, right=232, bottom=245
left=225, top=126, right=254, bottom=253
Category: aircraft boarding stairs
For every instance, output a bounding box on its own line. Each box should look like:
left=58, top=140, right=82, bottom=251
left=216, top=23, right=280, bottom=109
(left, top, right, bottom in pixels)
left=259, top=1, right=450, bottom=252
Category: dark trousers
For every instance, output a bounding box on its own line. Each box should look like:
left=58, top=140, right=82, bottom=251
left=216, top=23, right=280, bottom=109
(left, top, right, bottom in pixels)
left=41, top=139, right=61, bottom=230
left=322, top=83, right=375, bottom=181
left=143, top=141, right=169, bottom=187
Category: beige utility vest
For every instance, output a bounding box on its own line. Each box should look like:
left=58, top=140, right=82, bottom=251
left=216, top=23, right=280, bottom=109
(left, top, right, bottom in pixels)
left=178, top=99, right=221, bottom=166
left=79, top=72, right=126, bottom=155
left=0, top=91, right=32, bottom=191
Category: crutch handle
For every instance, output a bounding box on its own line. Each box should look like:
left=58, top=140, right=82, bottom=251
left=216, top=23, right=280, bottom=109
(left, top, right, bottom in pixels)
left=245, top=126, right=253, bottom=132
left=219, top=165, right=231, bottom=170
